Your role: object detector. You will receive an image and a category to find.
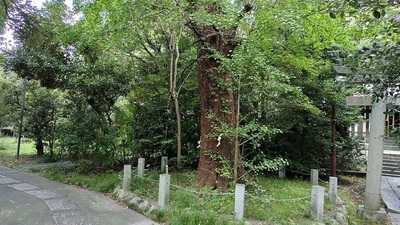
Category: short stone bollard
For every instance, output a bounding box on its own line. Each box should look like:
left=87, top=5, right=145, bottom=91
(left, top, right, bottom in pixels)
left=311, top=185, right=324, bottom=222
left=158, top=174, right=170, bottom=209
left=329, top=176, right=338, bottom=205
left=123, top=165, right=131, bottom=192
left=138, top=158, right=145, bottom=177
left=311, top=169, right=318, bottom=186
left=234, top=184, right=245, bottom=220
left=161, top=156, right=168, bottom=173
left=278, top=165, right=286, bottom=179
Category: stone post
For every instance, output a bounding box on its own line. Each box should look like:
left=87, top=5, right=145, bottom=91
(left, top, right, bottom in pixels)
left=311, top=169, right=318, bottom=186
left=358, top=100, right=386, bottom=221
left=161, top=156, right=168, bottom=173
left=123, top=165, right=131, bottom=192
left=158, top=174, right=170, bottom=209
left=278, top=165, right=286, bottom=179
left=329, top=176, right=337, bottom=204
left=138, top=158, right=145, bottom=177
left=234, top=184, right=245, bottom=220
left=311, top=185, right=324, bottom=222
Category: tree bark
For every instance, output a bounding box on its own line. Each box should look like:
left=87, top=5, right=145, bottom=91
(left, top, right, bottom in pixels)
left=191, top=25, right=243, bottom=189
left=186, top=2, right=253, bottom=190
left=36, top=138, right=44, bottom=155
left=169, top=32, right=182, bottom=169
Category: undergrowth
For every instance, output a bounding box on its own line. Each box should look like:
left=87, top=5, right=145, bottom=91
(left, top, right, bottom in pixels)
left=43, top=166, right=120, bottom=193
left=0, top=138, right=389, bottom=224
left=43, top=167, right=386, bottom=224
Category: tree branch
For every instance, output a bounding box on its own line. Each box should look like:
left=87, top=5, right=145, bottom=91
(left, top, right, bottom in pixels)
left=2, top=0, right=9, bottom=18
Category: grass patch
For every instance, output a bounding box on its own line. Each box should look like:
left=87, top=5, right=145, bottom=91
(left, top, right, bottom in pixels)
left=41, top=167, right=314, bottom=223
left=338, top=175, right=389, bottom=225
left=128, top=173, right=389, bottom=224
left=127, top=171, right=315, bottom=224
left=0, top=137, right=387, bottom=224
left=43, top=166, right=121, bottom=193
left=14, top=156, right=388, bottom=225
left=33, top=165, right=391, bottom=224
left=168, top=208, right=245, bottom=225
left=246, top=177, right=310, bottom=222
left=0, top=137, right=37, bottom=167
left=0, top=137, right=35, bottom=156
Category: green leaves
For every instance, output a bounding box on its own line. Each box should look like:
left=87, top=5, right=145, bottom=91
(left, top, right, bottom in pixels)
left=353, top=40, right=400, bottom=100
left=25, top=86, right=58, bottom=146
left=2, top=0, right=379, bottom=174
left=244, top=157, right=289, bottom=174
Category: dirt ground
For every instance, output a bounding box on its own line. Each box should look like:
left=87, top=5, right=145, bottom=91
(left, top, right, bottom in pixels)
left=339, top=175, right=366, bottom=204
left=0, top=155, right=44, bottom=167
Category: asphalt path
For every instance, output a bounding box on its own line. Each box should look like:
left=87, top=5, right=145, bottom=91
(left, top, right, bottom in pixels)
left=6, top=162, right=400, bottom=225
left=0, top=165, right=159, bottom=225
left=382, top=176, right=400, bottom=225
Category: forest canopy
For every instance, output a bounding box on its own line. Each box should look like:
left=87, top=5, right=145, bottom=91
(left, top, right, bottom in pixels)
left=1, top=0, right=398, bottom=188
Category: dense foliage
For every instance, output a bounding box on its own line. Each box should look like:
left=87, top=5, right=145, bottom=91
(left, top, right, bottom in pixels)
left=2, top=0, right=397, bottom=187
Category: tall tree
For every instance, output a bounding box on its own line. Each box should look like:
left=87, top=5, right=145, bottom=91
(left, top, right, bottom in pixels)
left=25, top=85, right=58, bottom=155
left=3, top=0, right=371, bottom=186
left=71, top=0, right=200, bottom=168
left=185, top=2, right=254, bottom=188
left=0, top=68, right=20, bottom=130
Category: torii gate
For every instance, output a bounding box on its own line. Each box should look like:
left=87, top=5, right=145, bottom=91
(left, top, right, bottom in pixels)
left=347, top=95, right=386, bottom=220
left=333, top=66, right=386, bottom=221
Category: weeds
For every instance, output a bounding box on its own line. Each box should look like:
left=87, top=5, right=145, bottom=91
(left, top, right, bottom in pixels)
left=40, top=166, right=390, bottom=224
left=43, top=166, right=120, bottom=193
left=0, top=137, right=389, bottom=224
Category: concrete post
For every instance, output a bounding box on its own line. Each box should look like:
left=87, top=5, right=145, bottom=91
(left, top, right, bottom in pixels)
left=158, top=174, right=170, bottom=209
left=278, top=165, right=286, bottom=179
left=138, top=158, right=145, bottom=177
left=161, top=156, right=168, bottom=173
left=358, top=100, right=387, bottom=221
left=329, top=176, right=337, bottom=204
left=311, top=185, right=324, bottom=222
left=311, top=169, right=318, bottom=186
left=123, top=165, right=131, bottom=192
left=234, top=184, right=245, bottom=220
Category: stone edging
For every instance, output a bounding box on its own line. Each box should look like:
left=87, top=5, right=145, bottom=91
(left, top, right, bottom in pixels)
left=112, top=184, right=158, bottom=215
left=323, top=197, right=349, bottom=225
left=112, top=184, right=349, bottom=225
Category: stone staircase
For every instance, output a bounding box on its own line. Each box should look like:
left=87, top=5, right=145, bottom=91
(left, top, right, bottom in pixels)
left=382, top=138, right=400, bottom=177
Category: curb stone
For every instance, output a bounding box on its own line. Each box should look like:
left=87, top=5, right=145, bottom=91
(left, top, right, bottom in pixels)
left=129, top=197, right=142, bottom=205
left=113, top=184, right=159, bottom=215
left=112, top=184, right=350, bottom=225
left=323, top=197, right=349, bottom=225
left=113, top=185, right=258, bottom=224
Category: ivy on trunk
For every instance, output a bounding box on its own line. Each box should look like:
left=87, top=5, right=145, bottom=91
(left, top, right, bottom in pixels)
left=187, top=3, right=252, bottom=189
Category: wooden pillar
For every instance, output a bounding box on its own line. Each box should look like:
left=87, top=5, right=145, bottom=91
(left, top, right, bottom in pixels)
left=365, top=106, right=370, bottom=142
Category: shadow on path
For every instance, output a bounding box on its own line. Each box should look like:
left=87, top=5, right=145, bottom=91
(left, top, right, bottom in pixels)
left=0, top=165, right=159, bottom=225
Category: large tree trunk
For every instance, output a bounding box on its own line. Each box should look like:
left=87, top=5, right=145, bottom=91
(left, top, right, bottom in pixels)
left=192, top=25, right=244, bottom=189
left=36, top=138, right=44, bottom=156
left=186, top=2, right=253, bottom=190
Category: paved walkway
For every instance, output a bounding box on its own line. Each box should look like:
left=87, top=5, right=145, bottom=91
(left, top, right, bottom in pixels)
left=0, top=165, right=159, bottom=225
left=382, top=176, right=400, bottom=224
